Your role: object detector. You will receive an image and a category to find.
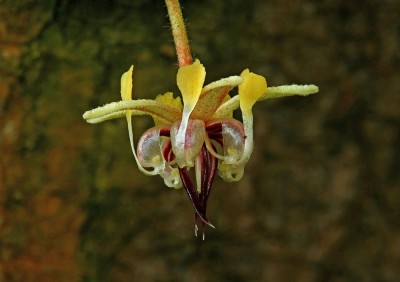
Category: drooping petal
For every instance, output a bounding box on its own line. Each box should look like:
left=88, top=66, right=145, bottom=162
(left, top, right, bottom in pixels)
left=177, top=59, right=206, bottom=112
left=175, top=59, right=206, bottom=160
left=190, top=76, right=242, bottom=121
left=236, top=69, right=267, bottom=165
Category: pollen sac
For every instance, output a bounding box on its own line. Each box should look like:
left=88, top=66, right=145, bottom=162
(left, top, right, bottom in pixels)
left=171, top=119, right=206, bottom=168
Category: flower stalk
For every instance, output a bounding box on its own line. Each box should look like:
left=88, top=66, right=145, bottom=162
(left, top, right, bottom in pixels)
left=165, top=0, right=193, bottom=67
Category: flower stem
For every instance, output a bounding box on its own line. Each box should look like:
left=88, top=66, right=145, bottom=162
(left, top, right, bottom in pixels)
left=165, top=0, right=193, bottom=67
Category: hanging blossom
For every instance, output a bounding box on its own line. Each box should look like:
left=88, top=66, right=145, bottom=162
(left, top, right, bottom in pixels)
left=83, top=59, right=318, bottom=238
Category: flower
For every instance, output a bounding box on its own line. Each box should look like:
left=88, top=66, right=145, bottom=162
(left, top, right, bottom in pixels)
left=83, top=59, right=318, bottom=239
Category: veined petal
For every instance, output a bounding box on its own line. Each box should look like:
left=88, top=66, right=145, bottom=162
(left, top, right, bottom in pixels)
left=83, top=99, right=182, bottom=124
left=212, top=84, right=319, bottom=119
left=190, top=76, right=242, bottom=121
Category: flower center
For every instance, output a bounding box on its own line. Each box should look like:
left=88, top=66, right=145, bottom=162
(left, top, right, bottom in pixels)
left=137, top=118, right=246, bottom=239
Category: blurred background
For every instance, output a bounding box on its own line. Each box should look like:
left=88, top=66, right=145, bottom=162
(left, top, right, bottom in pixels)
left=1, top=0, right=399, bottom=281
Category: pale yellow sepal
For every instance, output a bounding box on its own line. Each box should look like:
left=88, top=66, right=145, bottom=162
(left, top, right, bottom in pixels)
left=121, top=65, right=134, bottom=101
left=238, top=69, right=267, bottom=114
left=177, top=59, right=205, bottom=110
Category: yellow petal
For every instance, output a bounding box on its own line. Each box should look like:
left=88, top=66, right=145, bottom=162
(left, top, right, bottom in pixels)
left=177, top=59, right=205, bottom=110
left=174, top=60, right=206, bottom=160
left=121, top=65, right=134, bottom=101
left=238, top=69, right=267, bottom=114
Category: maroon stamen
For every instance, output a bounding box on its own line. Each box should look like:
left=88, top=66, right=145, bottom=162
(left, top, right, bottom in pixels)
left=207, top=133, right=223, bottom=143
left=178, top=166, right=212, bottom=227
left=160, top=128, right=171, bottom=137
left=203, top=144, right=218, bottom=204
left=205, top=121, right=222, bottom=134
left=178, top=144, right=218, bottom=237
left=162, top=140, right=173, bottom=161
left=206, top=121, right=223, bottom=146
left=198, top=144, right=218, bottom=238
left=159, top=121, right=227, bottom=238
